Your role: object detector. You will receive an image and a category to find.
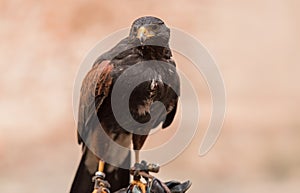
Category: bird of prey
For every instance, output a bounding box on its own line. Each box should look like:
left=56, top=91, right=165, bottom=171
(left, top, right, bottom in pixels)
left=70, top=16, right=180, bottom=193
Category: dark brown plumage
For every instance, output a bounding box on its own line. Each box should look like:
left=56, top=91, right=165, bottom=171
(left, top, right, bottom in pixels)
left=70, top=16, right=180, bottom=193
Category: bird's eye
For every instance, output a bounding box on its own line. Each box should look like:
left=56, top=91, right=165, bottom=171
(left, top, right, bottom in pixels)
left=152, top=25, right=158, bottom=30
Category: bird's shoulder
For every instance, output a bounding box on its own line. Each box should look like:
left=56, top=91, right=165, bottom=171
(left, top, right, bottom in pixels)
left=93, top=37, right=139, bottom=66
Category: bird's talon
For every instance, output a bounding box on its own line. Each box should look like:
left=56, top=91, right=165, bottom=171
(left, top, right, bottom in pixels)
left=93, top=176, right=111, bottom=190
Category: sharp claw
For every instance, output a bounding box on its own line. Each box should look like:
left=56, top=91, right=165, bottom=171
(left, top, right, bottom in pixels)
left=130, top=160, right=160, bottom=175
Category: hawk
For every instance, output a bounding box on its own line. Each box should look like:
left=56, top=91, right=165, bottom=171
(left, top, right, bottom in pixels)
left=70, top=16, right=180, bottom=193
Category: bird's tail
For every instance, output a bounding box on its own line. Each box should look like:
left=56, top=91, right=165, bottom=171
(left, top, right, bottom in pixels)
left=70, top=148, right=130, bottom=193
left=70, top=148, right=94, bottom=193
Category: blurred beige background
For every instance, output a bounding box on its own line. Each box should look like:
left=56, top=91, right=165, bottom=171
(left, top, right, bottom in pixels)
left=1, top=0, right=300, bottom=193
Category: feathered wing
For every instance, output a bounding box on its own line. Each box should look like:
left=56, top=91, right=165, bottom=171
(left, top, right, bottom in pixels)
left=162, top=59, right=180, bottom=128
left=77, top=60, right=113, bottom=145
left=146, top=59, right=180, bottom=129
left=71, top=60, right=130, bottom=193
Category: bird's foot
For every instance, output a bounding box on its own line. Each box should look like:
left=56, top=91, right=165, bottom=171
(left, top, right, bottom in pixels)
left=92, top=172, right=111, bottom=193
left=130, top=161, right=146, bottom=178
left=130, top=160, right=160, bottom=177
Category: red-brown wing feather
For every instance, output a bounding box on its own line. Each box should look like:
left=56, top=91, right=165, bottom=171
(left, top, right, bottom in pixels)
left=77, top=60, right=114, bottom=144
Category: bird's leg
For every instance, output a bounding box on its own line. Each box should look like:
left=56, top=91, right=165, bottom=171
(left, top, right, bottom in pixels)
left=131, top=150, right=142, bottom=178
left=98, top=159, right=105, bottom=172
left=132, top=134, right=149, bottom=177
left=132, top=134, right=149, bottom=164
left=135, top=150, right=140, bottom=164
left=92, top=159, right=111, bottom=193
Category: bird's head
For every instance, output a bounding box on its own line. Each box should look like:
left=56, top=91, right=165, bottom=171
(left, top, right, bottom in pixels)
left=129, top=16, right=170, bottom=46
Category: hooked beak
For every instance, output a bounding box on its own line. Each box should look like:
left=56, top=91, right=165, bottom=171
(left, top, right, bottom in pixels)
left=136, top=26, right=154, bottom=44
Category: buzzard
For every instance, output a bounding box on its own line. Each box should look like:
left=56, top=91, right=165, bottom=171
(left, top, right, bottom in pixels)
left=70, top=16, right=180, bottom=193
